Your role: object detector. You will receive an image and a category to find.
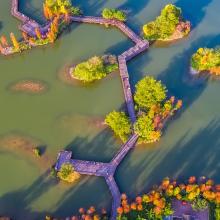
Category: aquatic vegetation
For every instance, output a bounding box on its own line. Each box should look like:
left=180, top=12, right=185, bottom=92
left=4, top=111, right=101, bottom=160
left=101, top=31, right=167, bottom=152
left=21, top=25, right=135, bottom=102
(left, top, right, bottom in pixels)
left=71, top=55, right=118, bottom=83
left=9, top=79, right=47, bottom=94
left=191, top=47, right=220, bottom=75
left=143, top=4, right=191, bottom=41
left=105, top=76, right=182, bottom=144
left=102, top=8, right=127, bottom=22
left=105, top=111, right=132, bottom=142
left=57, top=163, right=80, bottom=183
left=33, top=147, right=41, bottom=157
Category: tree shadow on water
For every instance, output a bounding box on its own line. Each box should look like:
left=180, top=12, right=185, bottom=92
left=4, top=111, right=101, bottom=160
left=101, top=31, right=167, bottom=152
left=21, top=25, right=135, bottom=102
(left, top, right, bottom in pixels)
left=65, top=128, right=122, bottom=163
left=116, top=118, right=220, bottom=199
left=54, top=176, right=112, bottom=219
left=157, top=34, right=220, bottom=114
left=0, top=170, right=58, bottom=220
left=175, top=0, right=213, bottom=28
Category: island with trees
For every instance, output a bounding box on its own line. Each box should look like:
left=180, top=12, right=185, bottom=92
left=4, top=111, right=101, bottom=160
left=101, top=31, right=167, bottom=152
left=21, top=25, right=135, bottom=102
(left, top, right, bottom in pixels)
left=57, top=163, right=80, bottom=183
left=191, top=47, right=220, bottom=76
left=0, top=0, right=80, bottom=55
left=105, top=76, right=182, bottom=144
left=102, top=8, right=127, bottom=22
left=142, top=4, right=191, bottom=41
left=70, top=55, right=118, bottom=83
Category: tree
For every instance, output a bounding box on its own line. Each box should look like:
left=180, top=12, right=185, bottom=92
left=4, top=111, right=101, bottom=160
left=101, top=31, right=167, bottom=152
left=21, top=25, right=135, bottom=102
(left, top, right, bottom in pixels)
left=0, top=42, right=4, bottom=53
left=134, top=114, right=161, bottom=142
left=1, top=35, right=8, bottom=47
left=134, top=76, right=167, bottom=110
left=35, top=27, right=42, bottom=39
left=143, top=4, right=188, bottom=40
left=57, top=163, right=80, bottom=183
left=72, top=56, right=116, bottom=82
left=10, top=33, right=19, bottom=50
left=22, top=32, right=29, bottom=41
left=43, top=3, right=49, bottom=20
left=102, top=8, right=127, bottom=22
left=105, top=111, right=131, bottom=142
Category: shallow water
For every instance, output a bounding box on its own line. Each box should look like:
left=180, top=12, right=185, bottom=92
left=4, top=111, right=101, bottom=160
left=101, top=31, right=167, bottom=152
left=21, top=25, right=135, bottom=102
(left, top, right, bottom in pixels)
left=0, top=0, right=220, bottom=219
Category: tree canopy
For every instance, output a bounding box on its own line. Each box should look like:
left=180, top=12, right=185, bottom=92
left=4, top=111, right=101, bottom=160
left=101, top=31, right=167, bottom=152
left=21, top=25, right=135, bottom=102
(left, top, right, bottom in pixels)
left=45, top=0, right=80, bottom=16
left=105, top=111, right=132, bottom=142
left=57, top=163, right=80, bottom=183
left=143, top=4, right=187, bottom=40
left=134, top=76, right=167, bottom=110
left=191, top=47, right=220, bottom=75
left=134, top=114, right=161, bottom=142
left=72, top=56, right=118, bottom=83
left=102, top=8, right=127, bottom=22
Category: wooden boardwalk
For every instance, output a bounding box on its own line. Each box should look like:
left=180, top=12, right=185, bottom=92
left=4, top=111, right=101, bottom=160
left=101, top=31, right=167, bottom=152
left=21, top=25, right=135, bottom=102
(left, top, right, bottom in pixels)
left=55, top=134, right=138, bottom=220
left=9, top=1, right=150, bottom=219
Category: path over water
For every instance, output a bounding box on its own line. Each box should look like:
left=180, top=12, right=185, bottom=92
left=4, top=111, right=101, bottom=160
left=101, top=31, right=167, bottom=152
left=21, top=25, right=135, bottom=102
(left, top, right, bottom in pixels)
left=9, top=0, right=149, bottom=219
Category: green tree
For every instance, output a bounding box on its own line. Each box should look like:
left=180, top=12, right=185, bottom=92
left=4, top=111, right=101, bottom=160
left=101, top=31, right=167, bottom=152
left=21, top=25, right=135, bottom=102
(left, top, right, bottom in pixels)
left=143, top=4, right=185, bottom=40
left=134, top=114, right=161, bottom=142
left=72, top=56, right=118, bottom=82
left=134, top=76, right=167, bottom=110
left=57, top=163, right=80, bottom=183
left=102, top=8, right=127, bottom=22
left=105, top=111, right=131, bottom=142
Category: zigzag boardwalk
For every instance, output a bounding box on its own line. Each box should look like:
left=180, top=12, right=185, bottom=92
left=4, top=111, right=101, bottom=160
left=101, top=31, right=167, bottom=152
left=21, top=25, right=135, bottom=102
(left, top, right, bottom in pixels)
left=9, top=1, right=150, bottom=219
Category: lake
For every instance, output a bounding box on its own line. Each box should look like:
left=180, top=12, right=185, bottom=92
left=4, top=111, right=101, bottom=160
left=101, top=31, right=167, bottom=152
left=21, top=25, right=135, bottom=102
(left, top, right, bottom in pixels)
left=0, top=0, right=220, bottom=219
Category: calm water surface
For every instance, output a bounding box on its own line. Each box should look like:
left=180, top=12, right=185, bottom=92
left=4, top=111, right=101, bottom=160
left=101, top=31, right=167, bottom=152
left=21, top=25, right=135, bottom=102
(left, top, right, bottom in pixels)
left=0, top=0, right=220, bottom=219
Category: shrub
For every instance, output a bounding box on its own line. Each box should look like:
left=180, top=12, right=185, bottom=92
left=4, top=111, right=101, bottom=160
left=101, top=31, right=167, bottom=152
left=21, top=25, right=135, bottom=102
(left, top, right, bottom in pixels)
left=102, top=8, right=127, bottom=22
left=33, top=147, right=41, bottom=157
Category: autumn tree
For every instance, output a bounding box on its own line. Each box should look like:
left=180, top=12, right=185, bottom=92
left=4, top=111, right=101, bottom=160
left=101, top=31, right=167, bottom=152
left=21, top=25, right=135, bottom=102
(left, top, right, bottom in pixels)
left=10, top=33, right=19, bottom=50
left=22, top=32, right=29, bottom=41
left=35, top=27, right=42, bottom=39
left=1, top=35, right=8, bottom=47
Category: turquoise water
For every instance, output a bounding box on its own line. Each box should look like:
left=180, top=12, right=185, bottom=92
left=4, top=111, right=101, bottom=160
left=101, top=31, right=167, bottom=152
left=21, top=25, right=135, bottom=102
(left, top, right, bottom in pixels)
left=0, top=0, right=220, bottom=219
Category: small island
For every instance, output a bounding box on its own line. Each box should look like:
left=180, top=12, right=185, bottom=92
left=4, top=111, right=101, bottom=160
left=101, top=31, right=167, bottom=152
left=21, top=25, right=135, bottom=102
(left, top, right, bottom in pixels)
left=191, top=47, right=220, bottom=75
left=70, top=55, right=118, bottom=83
left=102, top=8, right=127, bottom=22
left=142, top=4, right=191, bottom=41
left=105, top=76, right=182, bottom=144
left=57, top=163, right=80, bottom=183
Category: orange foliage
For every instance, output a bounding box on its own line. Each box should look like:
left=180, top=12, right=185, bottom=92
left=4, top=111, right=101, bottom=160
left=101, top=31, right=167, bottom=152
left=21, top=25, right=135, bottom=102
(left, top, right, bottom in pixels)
left=35, top=27, right=41, bottom=39
left=10, top=32, right=19, bottom=50
left=1, top=35, right=8, bottom=47
left=210, top=66, right=220, bottom=75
